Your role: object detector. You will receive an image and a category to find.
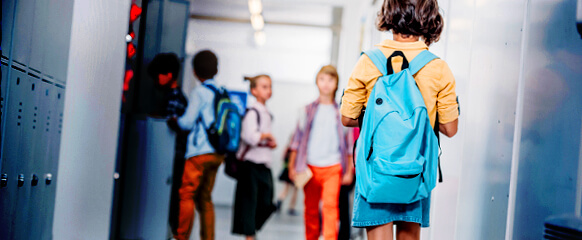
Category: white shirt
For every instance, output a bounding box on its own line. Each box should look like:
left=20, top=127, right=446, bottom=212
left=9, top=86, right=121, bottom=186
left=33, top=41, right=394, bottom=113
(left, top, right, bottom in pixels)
left=306, top=104, right=341, bottom=167
left=178, top=80, right=218, bottom=158
left=237, top=102, right=273, bottom=165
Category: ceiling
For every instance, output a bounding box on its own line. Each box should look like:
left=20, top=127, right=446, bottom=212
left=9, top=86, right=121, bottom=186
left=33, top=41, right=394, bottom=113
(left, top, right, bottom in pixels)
left=189, top=0, right=346, bottom=27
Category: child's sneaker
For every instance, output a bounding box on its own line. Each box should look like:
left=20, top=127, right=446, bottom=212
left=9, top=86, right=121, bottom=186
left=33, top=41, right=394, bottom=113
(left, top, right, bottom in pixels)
left=288, top=209, right=298, bottom=216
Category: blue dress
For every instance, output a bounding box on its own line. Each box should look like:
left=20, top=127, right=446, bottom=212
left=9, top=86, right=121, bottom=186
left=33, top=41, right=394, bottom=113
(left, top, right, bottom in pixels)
left=351, top=183, right=431, bottom=228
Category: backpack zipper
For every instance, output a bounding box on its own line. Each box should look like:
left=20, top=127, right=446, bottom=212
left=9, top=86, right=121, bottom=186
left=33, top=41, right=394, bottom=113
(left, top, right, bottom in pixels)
left=366, top=135, right=374, bottom=160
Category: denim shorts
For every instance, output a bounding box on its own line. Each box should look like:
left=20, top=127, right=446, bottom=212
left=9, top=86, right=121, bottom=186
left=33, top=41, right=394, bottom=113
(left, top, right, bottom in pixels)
left=351, top=186, right=431, bottom=228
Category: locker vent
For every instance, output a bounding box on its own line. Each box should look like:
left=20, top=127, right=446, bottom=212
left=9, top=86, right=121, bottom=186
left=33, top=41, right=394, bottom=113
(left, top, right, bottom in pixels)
left=544, top=215, right=582, bottom=240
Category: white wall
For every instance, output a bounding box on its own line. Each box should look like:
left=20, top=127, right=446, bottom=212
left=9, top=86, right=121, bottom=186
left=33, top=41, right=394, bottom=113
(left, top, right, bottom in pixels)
left=52, top=1, right=130, bottom=239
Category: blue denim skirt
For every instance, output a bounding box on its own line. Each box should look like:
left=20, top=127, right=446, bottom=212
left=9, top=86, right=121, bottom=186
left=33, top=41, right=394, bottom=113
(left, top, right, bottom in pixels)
left=351, top=185, right=431, bottom=228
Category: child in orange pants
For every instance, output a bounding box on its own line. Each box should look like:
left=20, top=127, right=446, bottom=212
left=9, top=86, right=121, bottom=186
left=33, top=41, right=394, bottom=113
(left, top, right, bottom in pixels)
left=288, top=65, right=354, bottom=240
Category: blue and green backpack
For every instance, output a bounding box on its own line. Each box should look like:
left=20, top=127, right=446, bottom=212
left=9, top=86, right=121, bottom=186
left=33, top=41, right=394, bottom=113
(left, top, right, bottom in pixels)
left=201, top=84, right=242, bottom=154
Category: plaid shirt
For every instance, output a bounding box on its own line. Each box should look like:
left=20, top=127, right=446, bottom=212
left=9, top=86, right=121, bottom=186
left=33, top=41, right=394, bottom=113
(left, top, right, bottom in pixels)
left=290, top=99, right=353, bottom=174
left=164, top=88, right=188, bottom=118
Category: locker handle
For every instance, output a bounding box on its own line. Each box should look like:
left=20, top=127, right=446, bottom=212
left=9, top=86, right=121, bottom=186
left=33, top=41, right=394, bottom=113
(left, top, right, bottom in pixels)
left=18, top=174, right=25, bottom=187
left=31, top=174, right=39, bottom=186
left=1, top=174, right=7, bottom=188
left=166, top=176, right=172, bottom=186
left=45, top=174, right=53, bottom=185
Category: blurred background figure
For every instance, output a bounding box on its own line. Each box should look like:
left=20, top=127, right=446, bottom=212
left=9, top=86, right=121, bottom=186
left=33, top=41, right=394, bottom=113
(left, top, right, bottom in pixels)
left=145, top=52, right=190, bottom=236
left=275, top=136, right=299, bottom=216
left=173, top=50, right=225, bottom=240
left=288, top=65, right=354, bottom=240
left=231, top=74, right=278, bottom=240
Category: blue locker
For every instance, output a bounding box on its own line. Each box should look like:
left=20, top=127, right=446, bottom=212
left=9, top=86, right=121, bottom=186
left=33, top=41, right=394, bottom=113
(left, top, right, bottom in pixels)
left=1, top=0, right=17, bottom=59
left=0, top=67, right=28, bottom=239
left=11, top=0, right=37, bottom=67
left=27, top=79, right=53, bottom=240
left=29, top=0, right=50, bottom=72
left=119, top=118, right=176, bottom=240
left=160, top=0, right=190, bottom=58
left=42, top=0, right=74, bottom=82
left=11, top=73, right=41, bottom=240
left=1, top=62, right=8, bottom=163
left=40, top=84, right=65, bottom=240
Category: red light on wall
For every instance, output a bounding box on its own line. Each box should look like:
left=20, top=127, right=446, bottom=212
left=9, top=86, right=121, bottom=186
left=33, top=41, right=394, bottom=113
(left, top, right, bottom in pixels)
left=129, top=30, right=136, bottom=41
left=130, top=4, right=142, bottom=23
left=127, top=43, right=136, bottom=58
left=123, top=69, right=133, bottom=91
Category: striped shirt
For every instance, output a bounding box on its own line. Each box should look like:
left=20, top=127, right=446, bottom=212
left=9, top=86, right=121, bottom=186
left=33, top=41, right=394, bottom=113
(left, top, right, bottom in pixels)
left=290, top=99, right=353, bottom=174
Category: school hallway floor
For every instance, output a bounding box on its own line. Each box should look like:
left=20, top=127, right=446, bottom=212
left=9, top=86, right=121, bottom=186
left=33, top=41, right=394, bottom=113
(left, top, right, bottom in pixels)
left=186, top=205, right=366, bottom=240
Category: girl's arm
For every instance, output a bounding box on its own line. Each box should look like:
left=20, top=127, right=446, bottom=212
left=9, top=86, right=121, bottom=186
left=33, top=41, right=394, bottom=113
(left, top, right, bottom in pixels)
left=439, top=118, right=458, bottom=137
left=288, top=150, right=298, bottom=182
left=341, top=116, right=358, bottom=127
left=341, top=153, right=354, bottom=185
left=178, top=89, right=204, bottom=130
left=241, top=110, right=274, bottom=146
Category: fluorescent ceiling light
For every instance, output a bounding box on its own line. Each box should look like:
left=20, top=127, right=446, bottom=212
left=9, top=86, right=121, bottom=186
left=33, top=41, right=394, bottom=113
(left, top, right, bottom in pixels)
left=254, top=31, right=266, bottom=46
left=251, top=14, right=265, bottom=31
left=248, top=0, right=262, bottom=15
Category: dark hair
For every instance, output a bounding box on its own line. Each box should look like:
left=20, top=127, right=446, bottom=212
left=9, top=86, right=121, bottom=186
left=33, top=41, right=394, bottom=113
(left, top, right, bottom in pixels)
left=192, top=50, right=218, bottom=80
left=244, top=74, right=271, bottom=89
left=147, top=52, right=181, bottom=80
left=377, top=0, right=443, bottom=45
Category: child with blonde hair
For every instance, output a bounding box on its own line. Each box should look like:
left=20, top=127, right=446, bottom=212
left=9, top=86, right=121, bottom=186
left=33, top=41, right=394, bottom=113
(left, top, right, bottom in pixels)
left=232, top=74, right=277, bottom=240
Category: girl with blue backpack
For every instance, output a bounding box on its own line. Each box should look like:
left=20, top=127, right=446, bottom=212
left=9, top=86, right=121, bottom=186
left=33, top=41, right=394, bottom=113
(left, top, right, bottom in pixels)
left=340, top=0, right=459, bottom=239
left=231, top=74, right=278, bottom=240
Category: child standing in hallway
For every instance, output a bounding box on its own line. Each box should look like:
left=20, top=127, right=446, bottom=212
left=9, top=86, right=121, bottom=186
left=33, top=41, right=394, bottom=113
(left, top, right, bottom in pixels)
left=340, top=0, right=459, bottom=239
left=173, top=50, right=224, bottom=240
left=232, top=74, right=278, bottom=240
left=145, top=53, right=189, bottom=236
left=288, top=65, right=354, bottom=240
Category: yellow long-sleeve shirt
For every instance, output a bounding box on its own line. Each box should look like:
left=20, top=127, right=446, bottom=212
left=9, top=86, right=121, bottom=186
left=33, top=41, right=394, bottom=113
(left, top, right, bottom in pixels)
left=341, top=39, right=459, bottom=127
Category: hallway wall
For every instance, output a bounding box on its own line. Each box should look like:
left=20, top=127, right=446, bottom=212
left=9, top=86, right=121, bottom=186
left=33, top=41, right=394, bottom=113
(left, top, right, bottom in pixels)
left=52, top=1, right=130, bottom=239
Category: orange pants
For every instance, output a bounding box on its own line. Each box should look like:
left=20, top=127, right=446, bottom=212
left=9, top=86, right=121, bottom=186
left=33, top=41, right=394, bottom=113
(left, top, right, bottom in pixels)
left=303, top=164, right=342, bottom=240
left=174, top=153, right=224, bottom=240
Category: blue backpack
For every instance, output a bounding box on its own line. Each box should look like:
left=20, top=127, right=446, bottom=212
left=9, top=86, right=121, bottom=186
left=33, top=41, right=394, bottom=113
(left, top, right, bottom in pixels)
left=201, top=84, right=242, bottom=154
left=355, top=49, right=439, bottom=204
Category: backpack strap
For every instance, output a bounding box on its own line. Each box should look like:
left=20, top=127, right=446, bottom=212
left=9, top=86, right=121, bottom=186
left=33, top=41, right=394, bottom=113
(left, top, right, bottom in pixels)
left=362, top=49, right=388, bottom=76
left=202, top=83, right=221, bottom=118
left=202, top=83, right=218, bottom=92
left=245, top=108, right=261, bottom=129
left=363, top=49, right=439, bottom=77
left=408, top=50, right=439, bottom=76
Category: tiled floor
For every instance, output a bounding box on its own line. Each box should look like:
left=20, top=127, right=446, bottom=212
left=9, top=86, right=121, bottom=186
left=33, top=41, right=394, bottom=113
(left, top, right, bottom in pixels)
left=187, top=205, right=366, bottom=240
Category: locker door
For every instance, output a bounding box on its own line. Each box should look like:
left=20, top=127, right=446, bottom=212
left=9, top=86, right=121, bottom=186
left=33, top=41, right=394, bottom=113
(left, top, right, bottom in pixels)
left=43, top=0, right=74, bottom=81
left=1, top=0, right=17, bottom=59
left=0, top=67, right=28, bottom=239
left=160, top=0, right=189, bottom=57
left=27, top=80, right=53, bottom=240
left=141, top=118, right=175, bottom=239
left=40, top=85, right=65, bottom=240
left=29, top=0, right=50, bottom=72
left=1, top=62, right=8, bottom=161
left=12, top=73, right=41, bottom=240
left=11, top=0, right=37, bottom=66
